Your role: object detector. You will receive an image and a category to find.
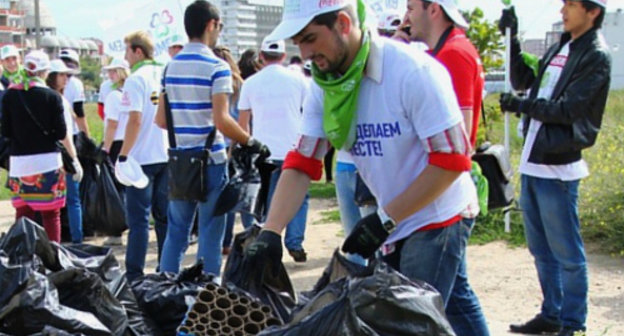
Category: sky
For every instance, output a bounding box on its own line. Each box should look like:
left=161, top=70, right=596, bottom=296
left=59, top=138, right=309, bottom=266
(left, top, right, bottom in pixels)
left=46, top=0, right=624, bottom=41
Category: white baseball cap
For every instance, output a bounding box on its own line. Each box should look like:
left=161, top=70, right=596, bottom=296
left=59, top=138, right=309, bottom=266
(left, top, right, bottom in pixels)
left=1, top=44, right=19, bottom=60
left=570, top=0, right=607, bottom=8
left=59, top=49, right=80, bottom=64
left=260, top=37, right=286, bottom=54
left=23, top=50, right=51, bottom=73
left=266, top=0, right=356, bottom=41
left=378, top=10, right=402, bottom=31
left=115, top=156, right=148, bottom=189
left=102, top=58, right=130, bottom=71
left=426, top=0, right=469, bottom=30
left=168, top=35, right=186, bottom=48
left=49, top=59, right=71, bottom=73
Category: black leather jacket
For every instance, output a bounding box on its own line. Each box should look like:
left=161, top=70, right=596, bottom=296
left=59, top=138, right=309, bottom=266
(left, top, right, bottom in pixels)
left=510, top=28, right=611, bottom=165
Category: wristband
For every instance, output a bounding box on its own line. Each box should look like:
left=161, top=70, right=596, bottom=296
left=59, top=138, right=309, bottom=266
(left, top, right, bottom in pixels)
left=118, top=155, right=128, bottom=162
left=377, top=207, right=397, bottom=233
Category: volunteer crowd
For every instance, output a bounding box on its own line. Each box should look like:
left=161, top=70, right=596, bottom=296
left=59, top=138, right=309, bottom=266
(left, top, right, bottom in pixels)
left=0, top=0, right=611, bottom=335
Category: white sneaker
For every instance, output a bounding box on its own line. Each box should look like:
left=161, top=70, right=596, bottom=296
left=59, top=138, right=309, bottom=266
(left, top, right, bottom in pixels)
left=102, top=236, right=123, bottom=246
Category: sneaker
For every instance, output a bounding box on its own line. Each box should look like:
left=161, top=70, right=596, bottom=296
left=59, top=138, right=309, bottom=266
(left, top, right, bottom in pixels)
left=102, top=236, right=123, bottom=246
left=288, top=248, right=307, bottom=262
left=509, top=314, right=561, bottom=334
left=557, top=328, right=586, bottom=336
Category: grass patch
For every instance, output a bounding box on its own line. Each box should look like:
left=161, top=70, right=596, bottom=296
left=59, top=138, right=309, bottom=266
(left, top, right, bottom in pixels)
left=309, top=182, right=336, bottom=199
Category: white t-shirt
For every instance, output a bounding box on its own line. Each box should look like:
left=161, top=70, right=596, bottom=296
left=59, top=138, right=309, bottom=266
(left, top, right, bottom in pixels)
left=63, top=76, right=85, bottom=135
left=98, top=79, right=114, bottom=104
left=302, top=37, right=476, bottom=245
left=519, top=42, right=589, bottom=181
left=120, top=63, right=168, bottom=165
left=238, top=64, right=308, bottom=160
left=104, top=89, right=128, bottom=141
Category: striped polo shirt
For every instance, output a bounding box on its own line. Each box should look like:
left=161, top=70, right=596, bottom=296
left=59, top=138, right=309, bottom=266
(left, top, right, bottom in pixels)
left=163, top=42, right=233, bottom=164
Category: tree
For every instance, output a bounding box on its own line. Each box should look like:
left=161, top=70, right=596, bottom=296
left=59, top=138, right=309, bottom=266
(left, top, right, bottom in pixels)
left=79, top=56, right=102, bottom=91
left=462, top=7, right=504, bottom=73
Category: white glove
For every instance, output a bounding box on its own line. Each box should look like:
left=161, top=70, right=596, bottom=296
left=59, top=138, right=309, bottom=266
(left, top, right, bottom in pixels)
left=71, top=159, right=83, bottom=182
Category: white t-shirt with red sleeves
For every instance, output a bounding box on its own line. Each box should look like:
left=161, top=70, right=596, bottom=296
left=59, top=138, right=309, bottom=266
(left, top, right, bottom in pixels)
left=120, top=63, right=168, bottom=165
left=104, top=89, right=128, bottom=141
left=519, top=42, right=589, bottom=180
left=302, top=37, right=476, bottom=246
left=63, top=76, right=85, bottom=135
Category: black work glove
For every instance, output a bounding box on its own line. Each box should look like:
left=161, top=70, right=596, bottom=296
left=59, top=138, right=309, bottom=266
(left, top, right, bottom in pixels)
left=342, top=212, right=391, bottom=259
left=499, top=93, right=525, bottom=113
left=243, top=230, right=283, bottom=278
left=498, top=6, right=518, bottom=38
left=245, top=137, right=271, bottom=161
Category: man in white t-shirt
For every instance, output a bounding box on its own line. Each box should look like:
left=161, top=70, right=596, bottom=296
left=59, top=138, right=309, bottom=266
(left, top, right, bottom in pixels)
left=243, top=1, right=484, bottom=328
left=117, top=30, right=169, bottom=282
left=59, top=49, right=90, bottom=137
left=238, top=37, right=310, bottom=262
left=499, top=2, right=610, bottom=335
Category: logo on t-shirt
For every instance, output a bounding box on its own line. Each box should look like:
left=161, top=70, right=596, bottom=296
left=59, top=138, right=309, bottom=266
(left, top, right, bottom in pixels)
left=351, top=122, right=402, bottom=157
left=121, top=91, right=131, bottom=107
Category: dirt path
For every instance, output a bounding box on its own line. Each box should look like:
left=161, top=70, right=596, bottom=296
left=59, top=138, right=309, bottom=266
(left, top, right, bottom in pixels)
left=1, top=199, right=622, bottom=335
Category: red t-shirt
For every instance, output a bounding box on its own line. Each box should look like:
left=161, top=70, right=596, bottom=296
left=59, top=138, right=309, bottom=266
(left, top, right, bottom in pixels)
left=429, top=28, right=484, bottom=147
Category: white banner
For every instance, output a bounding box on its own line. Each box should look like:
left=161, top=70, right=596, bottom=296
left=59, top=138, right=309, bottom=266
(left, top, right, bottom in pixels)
left=101, top=0, right=186, bottom=63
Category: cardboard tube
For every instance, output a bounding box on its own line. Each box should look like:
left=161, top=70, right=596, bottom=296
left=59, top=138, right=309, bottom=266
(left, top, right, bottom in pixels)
left=227, top=316, right=244, bottom=329
left=178, top=326, right=190, bottom=334
left=231, top=304, right=247, bottom=317
left=210, top=322, right=220, bottom=330
left=184, top=319, right=194, bottom=327
left=187, top=312, right=199, bottom=321
left=265, top=317, right=281, bottom=327
left=234, top=330, right=244, bottom=336
left=228, top=292, right=240, bottom=303
left=210, top=308, right=227, bottom=322
left=198, top=289, right=216, bottom=305
left=205, top=282, right=218, bottom=292
left=195, top=324, right=206, bottom=333
left=260, top=305, right=272, bottom=315
left=249, top=310, right=266, bottom=324
left=244, top=323, right=261, bottom=335
left=192, top=302, right=209, bottom=315
left=216, top=287, right=228, bottom=296
left=221, top=326, right=232, bottom=335
left=207, top=330, right=217, bottom=336
left=239, top=297, right=250, bottom=305
left=250, top=301, right=261, bottom=310
left=199, top=317, right=209, bottom=325
left=215, top=296, right=232, bottom=310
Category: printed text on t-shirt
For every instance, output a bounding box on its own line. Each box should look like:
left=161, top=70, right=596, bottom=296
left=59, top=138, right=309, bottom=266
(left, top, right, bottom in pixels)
left=351, top=122, right=401, bottom=157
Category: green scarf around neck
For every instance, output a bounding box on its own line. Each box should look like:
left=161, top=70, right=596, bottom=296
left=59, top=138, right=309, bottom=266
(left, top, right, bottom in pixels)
left=3, top=66, right=25, bottom=85
left=312, top=0, right=370, bottom=150
left=131, top=59, right=161, bottom=73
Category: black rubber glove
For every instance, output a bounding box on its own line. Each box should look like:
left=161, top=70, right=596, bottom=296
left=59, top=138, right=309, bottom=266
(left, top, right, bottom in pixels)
left=341, top=212, right=390, bottom=259
left=245, top=137, right=271, bottom=161
left=499, top=93, right=525, bottom=113
left=498, top=6, right=518, bottom=38
left=243, top=230, right=283, bottom=278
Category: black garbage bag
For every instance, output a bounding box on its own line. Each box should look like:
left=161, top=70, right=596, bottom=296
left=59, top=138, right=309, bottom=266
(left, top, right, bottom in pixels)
left=0, top=272, right=111, bottom=335
left=49, top=269, right=128, bottom=335
left=223, top=225, right=296, bottom=324
left=80, top=160, right=127, bottom=236
left=260, top=256, right=456, bottom=336
left=131, top=261, right=215, bottom=335
left=62, top=245, right=160, bottom=336
left=0, top=217, right=61, bottom=271
left=215, top=145, right=261, bottom=217
left=0, top=255, right=39, bottom=308
left=74, top=132, right=98, bottom=160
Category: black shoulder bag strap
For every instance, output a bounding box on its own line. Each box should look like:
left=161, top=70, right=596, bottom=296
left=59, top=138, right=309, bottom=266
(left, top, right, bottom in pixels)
left=431, top=26, right=455, bottom=57
left=16, top=90, right=76, bottom=174
left=162, top=67, right=216, bottom=151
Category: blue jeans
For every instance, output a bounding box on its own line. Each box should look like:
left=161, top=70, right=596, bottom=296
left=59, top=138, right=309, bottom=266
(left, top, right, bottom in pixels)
left=384, top=218, right=489, bottom=336
left=223, top=211, right=255, bottom=248
left=267, top=160, right=308, bottom=251
left=160, top=163, right=228, bottom=276
left=520, top=174, right=587, bottom=330
left=334, top=168, right=376, bottom=265
left=125, top=163, right=168, bottom=282
left=66, top=174, right=82, bottom=243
